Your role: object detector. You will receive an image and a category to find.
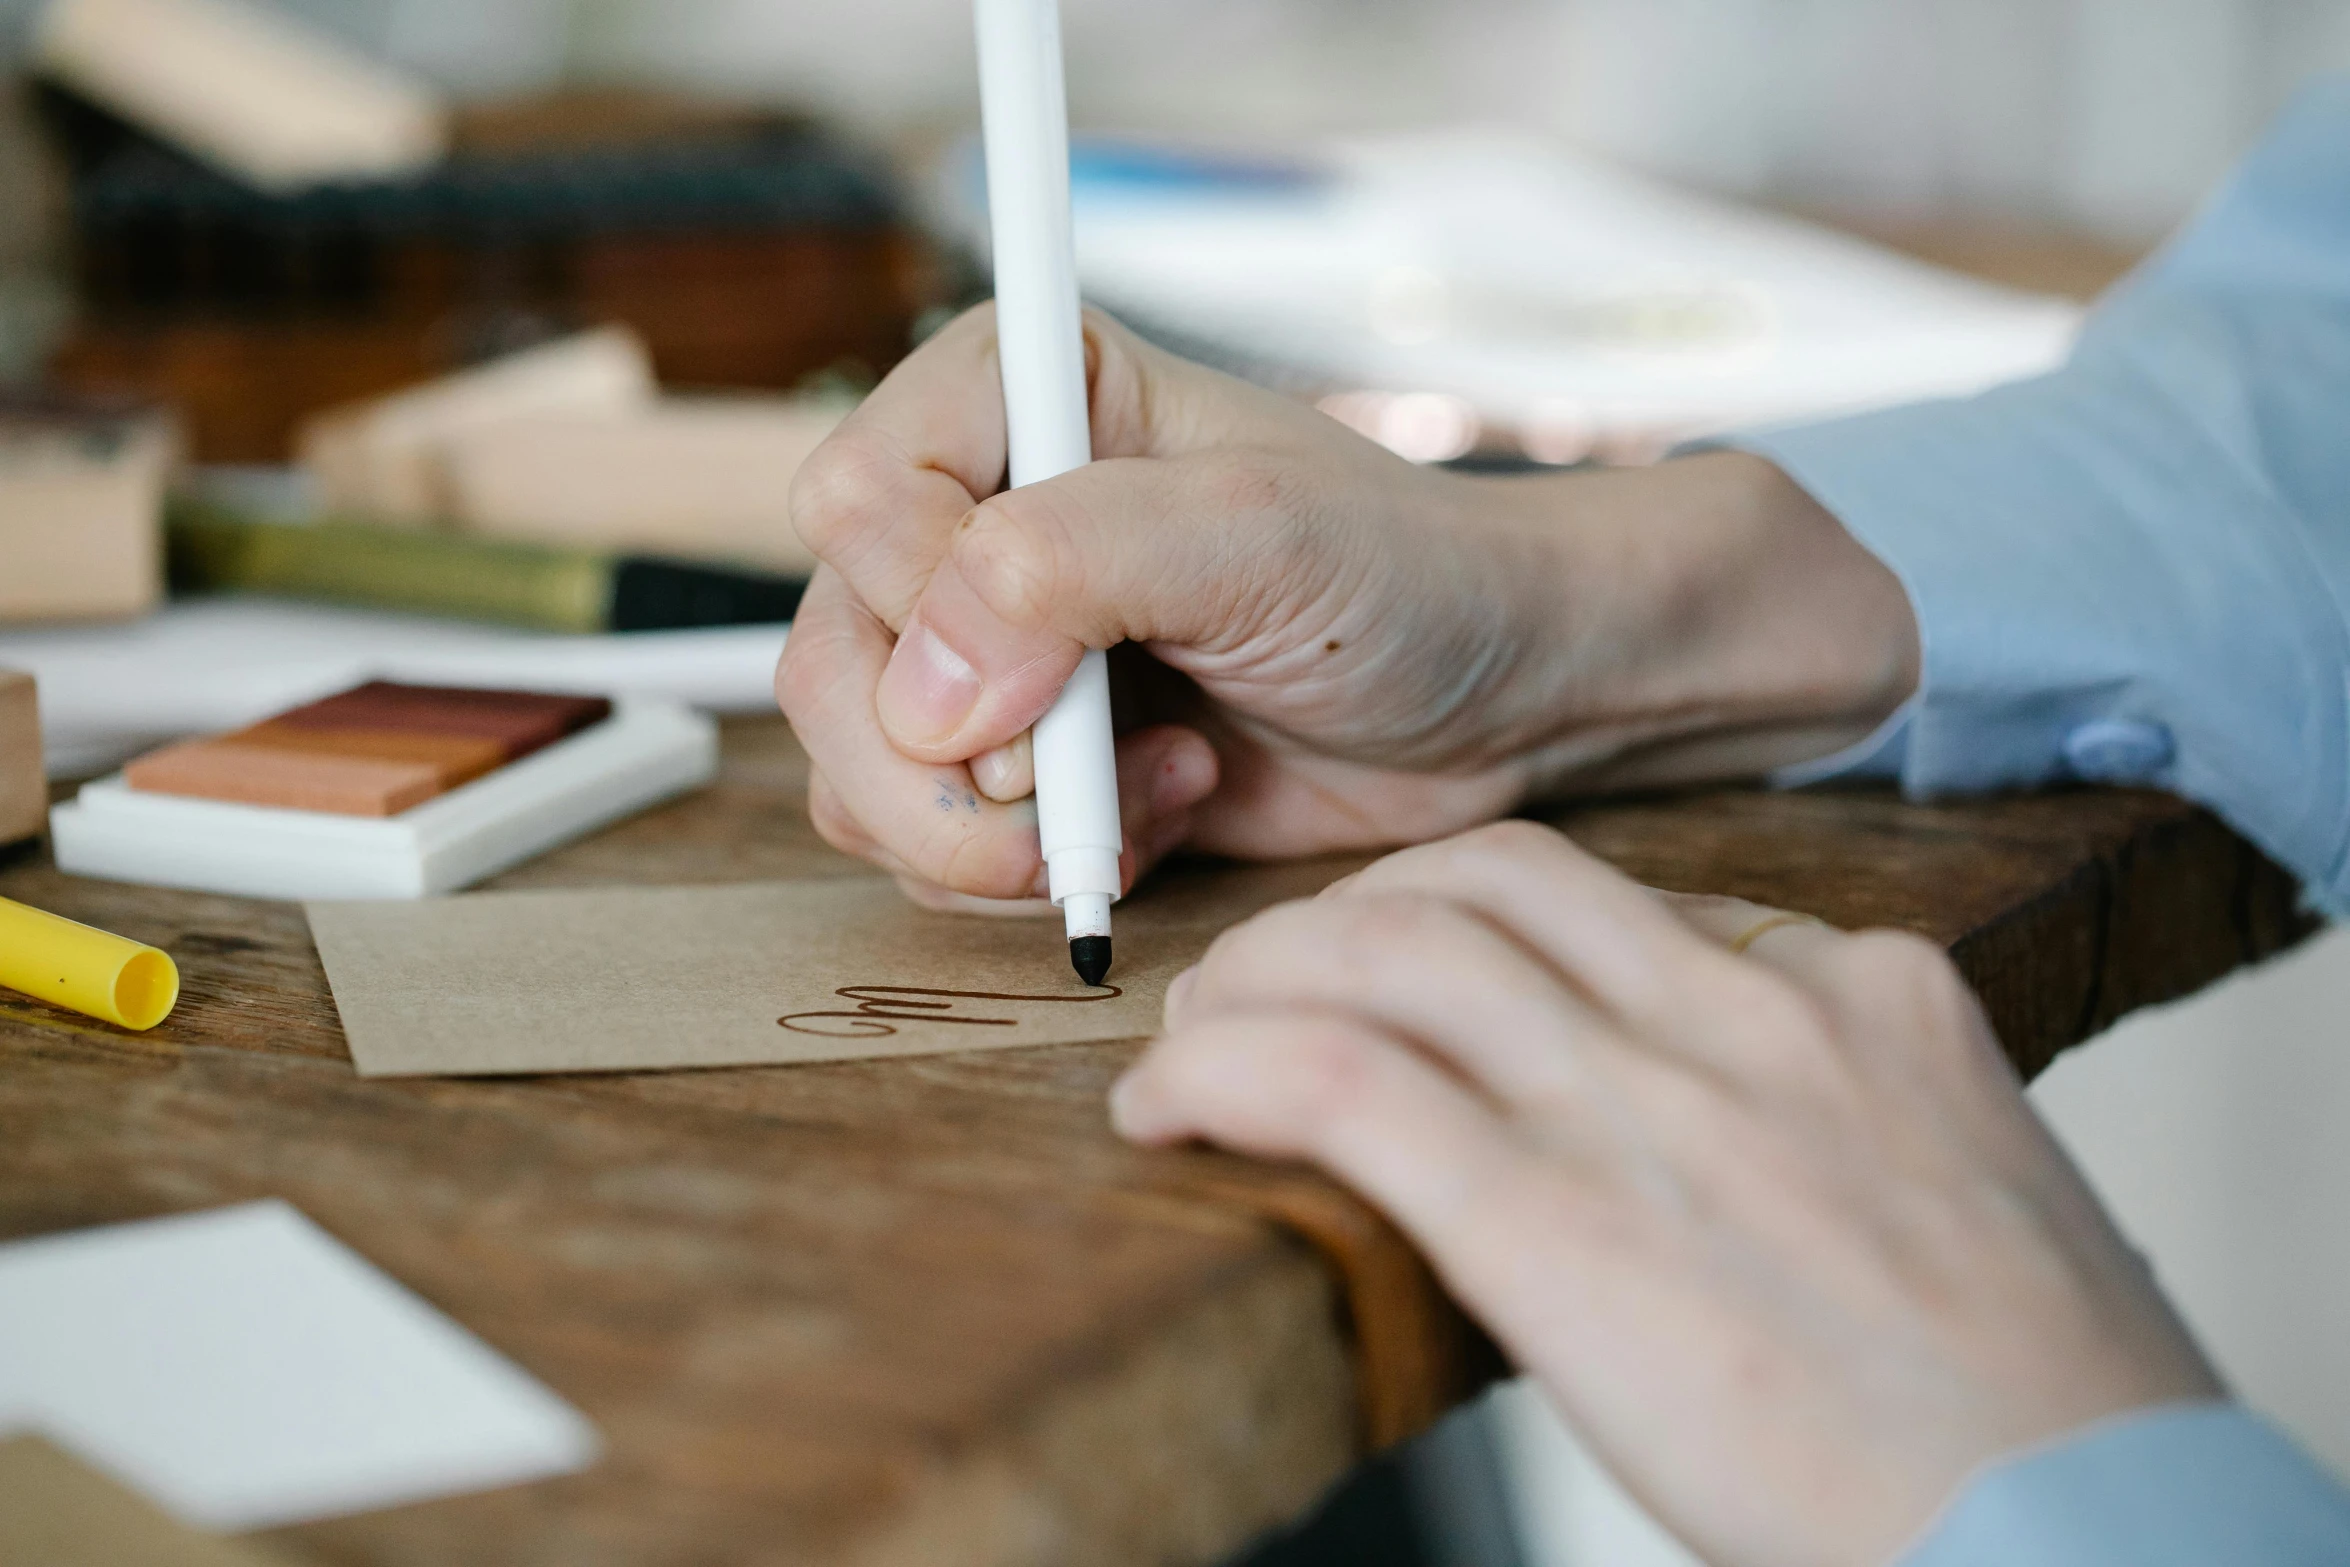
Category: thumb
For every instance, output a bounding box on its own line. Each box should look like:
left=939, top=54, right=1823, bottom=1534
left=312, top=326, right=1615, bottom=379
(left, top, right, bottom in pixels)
left=874, top=450, right=1326, bottom=761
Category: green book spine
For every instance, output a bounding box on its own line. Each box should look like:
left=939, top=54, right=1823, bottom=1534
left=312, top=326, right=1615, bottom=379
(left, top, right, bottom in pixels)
left=168, top=504, right=614, bottom=633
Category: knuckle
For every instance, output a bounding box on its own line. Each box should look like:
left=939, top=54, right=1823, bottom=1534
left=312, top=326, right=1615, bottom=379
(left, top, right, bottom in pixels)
left=770, top=641, right=796, bottom=712
left=808, top=806, right=853, bottom=852
left=787, top=433, right=898, bottom=561
left=1498, top=1172, right=1632, bottom=1269
left=773, top=626, right=848, bottom=727
left=919, top=816, right=990, bottom=890
left=1327, top=892, right=1461, bottom=968
left=1848, top=928, right=1962, bottom=993
left=920, top=815, right=1034, bottom=902
left=772, top=637, right=818, bottom=721
left=1150, top=1029, right=1276, bottom=1133
left=1190, top=921, right=1252, bottom=989
left=1191, top=900, right=1320, bottom=1003
left=1714, top=963, right=1838, bottom=1052
left=803, top=771, right=879, bottom=861
left=1846, top=929, right=1982, bottom=1029
left=1423, top=820, right=1582, bottom=888
left=1452, top=819, right=1570, bottom=863
left=1200, top=893, right=1457, bottom=1009
left=1277, top=1020, right=1386, bottom=1131
left=952, top=495, right=1071, bottom=632
left=807, top=792, right=863, bottom=856
left=1764, top=976, right=1840, bottom=1046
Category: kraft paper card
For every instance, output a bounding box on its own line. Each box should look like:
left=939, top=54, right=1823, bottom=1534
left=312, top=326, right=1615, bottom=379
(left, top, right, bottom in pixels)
left=308, top=859, right=1355, bottom=1078
left=0, top=1436, right=292, bottom=1567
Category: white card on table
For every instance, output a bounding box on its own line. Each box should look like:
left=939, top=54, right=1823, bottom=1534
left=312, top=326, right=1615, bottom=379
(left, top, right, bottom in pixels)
left=0, top=1200, right=598, bottom=1530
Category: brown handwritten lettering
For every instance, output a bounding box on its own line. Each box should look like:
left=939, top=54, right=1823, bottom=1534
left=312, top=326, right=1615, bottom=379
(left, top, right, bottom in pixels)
left=778, top=984, right=1122, bottom=1038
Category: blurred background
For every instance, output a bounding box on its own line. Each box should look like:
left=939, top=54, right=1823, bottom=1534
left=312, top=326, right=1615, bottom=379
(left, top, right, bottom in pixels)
left=2, top=3, right=2346, bottom=1564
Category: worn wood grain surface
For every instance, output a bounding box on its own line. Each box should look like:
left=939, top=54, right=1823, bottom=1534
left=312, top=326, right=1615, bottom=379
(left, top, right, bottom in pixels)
left=0, top=718, right=2310, bottom=1565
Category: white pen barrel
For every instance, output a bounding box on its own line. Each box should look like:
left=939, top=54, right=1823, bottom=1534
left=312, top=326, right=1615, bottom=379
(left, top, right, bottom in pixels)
left=977, top=0, right=1091, bottom=490
left=1034, top=647, right=1120, bottom=910
left=977, top=0, right=1123, bottom=927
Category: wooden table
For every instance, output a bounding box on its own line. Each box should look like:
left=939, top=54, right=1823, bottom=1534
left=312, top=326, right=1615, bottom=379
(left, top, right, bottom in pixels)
left=0, top=717, right=2310, bottom=1565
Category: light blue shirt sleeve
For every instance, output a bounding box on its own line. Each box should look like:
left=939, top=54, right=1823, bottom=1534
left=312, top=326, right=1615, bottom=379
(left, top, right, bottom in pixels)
left=1738, top=76, right=2350, bottom=912
left=1898, top=1404, right=2350, bottom=1567
left=1734, top=81, right=2350, bottom=1565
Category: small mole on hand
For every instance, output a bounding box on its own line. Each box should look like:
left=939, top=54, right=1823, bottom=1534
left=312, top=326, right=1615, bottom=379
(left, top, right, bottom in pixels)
left=1324, top=639, right=1342, bottom=653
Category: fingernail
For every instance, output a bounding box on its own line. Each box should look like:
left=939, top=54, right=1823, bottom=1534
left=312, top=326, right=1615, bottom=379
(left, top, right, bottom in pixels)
left=878, top=621, right=983, bottom=748
left=972, top=739, right=1028, bottom=800
left=1163, top=965, right=1199, bottom=1025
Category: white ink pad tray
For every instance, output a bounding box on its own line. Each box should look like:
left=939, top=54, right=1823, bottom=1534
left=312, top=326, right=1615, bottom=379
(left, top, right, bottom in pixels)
left=49, top=700, right=718, bottom=900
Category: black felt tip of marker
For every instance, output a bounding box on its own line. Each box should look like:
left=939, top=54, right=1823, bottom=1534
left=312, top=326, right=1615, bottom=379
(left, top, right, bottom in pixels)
left=1070, top=935, right=1113, bottom=988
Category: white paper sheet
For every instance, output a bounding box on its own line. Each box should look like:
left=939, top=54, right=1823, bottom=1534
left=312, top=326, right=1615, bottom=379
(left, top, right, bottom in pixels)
left=0, top=597, right=788, bottom=777
left=0, top=1201, right=599, bottom=1531
left=939, top=130, right=2083, bottom=450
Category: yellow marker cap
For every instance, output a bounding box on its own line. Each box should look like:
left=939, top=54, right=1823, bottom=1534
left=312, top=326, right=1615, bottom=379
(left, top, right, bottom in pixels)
left=0, top=895, right=180, bottom=1031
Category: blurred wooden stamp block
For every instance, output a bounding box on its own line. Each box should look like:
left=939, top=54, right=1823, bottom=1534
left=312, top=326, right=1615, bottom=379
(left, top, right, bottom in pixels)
left=0, top=669, right=43, bottom=845
left=0, top=401, right=177, bottom=624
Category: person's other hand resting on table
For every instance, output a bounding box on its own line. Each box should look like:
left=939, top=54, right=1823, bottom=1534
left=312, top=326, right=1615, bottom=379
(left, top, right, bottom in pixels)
left=1119, top=827, right=2252, bottom=1567
left=779, top=81, right=2350, bottom=1567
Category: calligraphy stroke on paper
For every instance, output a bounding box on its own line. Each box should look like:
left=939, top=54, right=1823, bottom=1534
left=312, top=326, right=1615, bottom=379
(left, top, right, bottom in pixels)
left=779, top=984, right=1124, bottom=1038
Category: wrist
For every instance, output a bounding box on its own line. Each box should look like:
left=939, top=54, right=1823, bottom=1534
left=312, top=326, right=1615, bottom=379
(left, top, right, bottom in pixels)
left=1479, top=451, right=1921, bottom=794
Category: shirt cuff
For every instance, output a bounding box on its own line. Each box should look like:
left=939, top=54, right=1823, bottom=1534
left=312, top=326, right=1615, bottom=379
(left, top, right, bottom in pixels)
left=1900, top=1404, right=2350, bottom=1567
left=1732, top=372, right=2350, bottom=910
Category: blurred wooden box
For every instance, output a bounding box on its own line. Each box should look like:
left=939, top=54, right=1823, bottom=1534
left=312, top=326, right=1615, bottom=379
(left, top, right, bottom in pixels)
left=0, top=400, right=176, bottom=623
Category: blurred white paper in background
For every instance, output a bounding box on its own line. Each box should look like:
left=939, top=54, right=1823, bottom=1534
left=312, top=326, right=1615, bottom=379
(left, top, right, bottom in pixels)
left=942, top=129, right=2082, bottom=463
left=0, top=1201, right=598, bottom=1531
left=0, top=598, right=787, bottom=778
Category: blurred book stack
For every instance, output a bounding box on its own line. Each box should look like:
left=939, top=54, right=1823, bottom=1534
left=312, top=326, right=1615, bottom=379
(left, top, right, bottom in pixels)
left=0, top=0, right=871, bottom=780
left=162, top=323, right=834, bottom=631
left=28, top=0, right=933, bottom=462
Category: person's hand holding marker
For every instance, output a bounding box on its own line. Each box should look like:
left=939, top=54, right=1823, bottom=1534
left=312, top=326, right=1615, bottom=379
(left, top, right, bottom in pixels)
left=1111, top=822, right=2225, bottom=1567
left=775, top=305, right=1921, bottom=913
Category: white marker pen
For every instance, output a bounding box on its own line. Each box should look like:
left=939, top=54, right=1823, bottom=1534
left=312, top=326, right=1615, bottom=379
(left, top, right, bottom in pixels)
left=975, top=0, right=1120, bottom=985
